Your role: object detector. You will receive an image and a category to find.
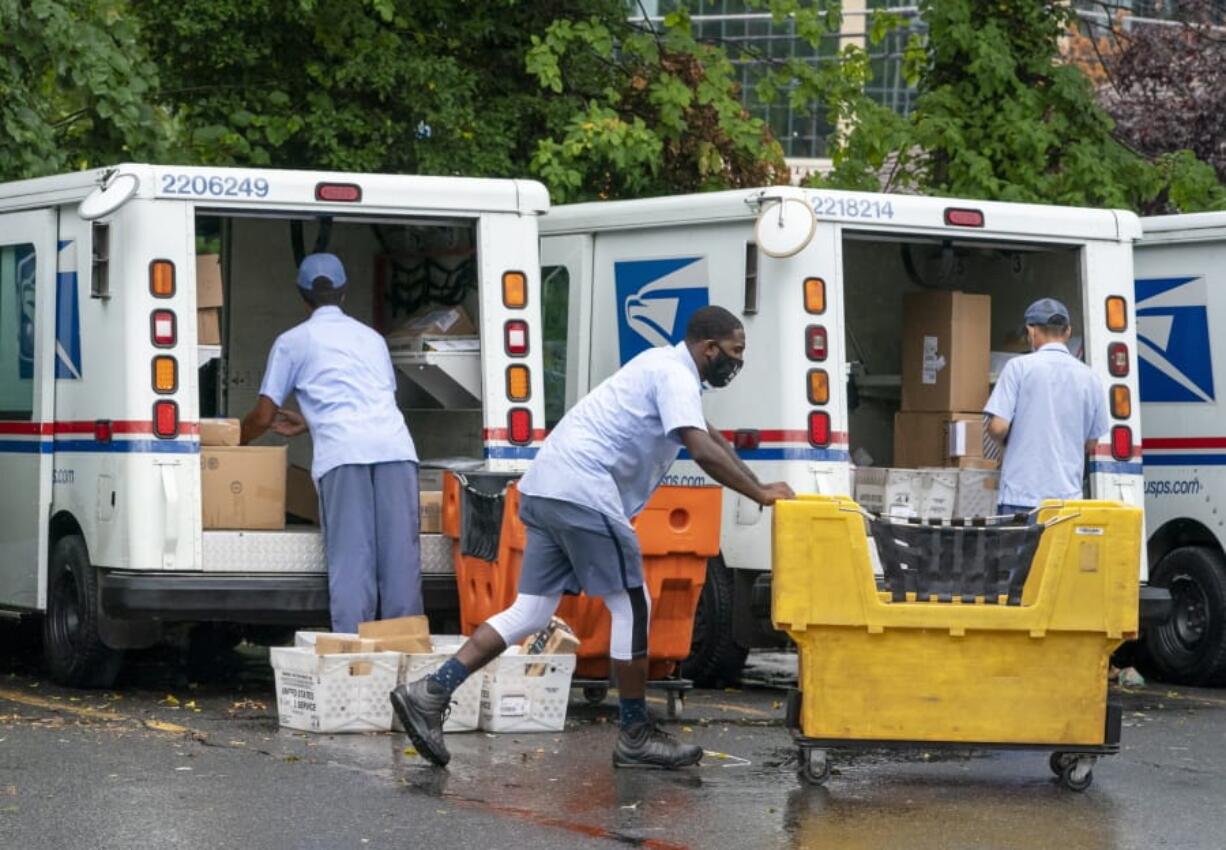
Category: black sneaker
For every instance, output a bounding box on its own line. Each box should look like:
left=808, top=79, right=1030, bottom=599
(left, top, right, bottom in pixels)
left=613, top=720, right=704, bottom=769
left=390, top=679, right=451, bottom=767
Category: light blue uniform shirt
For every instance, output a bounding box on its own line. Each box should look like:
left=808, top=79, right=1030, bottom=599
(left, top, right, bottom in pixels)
left=259, top=306, right=417, bottom=480
left=519, top=342, right=707, bottom=525
left=984, top=342, right=1108, bottom=508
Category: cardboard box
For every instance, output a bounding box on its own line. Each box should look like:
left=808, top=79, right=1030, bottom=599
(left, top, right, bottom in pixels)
left=419, top=490, right=442, bottom=534
left=955, top=469, right=1001, bottom=518
left=196, top=254, right=224, bottom=309
left=286, top=464, right=320, bottom=524
left=201, top=446, right=287, bottom=530
left=313, top=636, right=380, bottom=656
left=198, top=308, right=221, bottom=345
left=901, top=291, right=991, bottom=412
left=358, top=615, right=432, bottom=654
left=200, top=418, right=240, bottom=447
left=386, top=306, right=477, bottom=343
left=894, top=412, right=990, bottom=469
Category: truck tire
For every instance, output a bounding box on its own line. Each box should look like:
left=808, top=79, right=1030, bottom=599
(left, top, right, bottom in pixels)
left=683, top=557, right=748, bottom=687
left=43, top=534, right=123, bottom=688
left=1138, top=546, right=1226, bottom=686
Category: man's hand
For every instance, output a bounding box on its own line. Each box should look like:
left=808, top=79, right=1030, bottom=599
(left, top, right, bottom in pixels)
left=756, top=482, right=795, bottom=506
left=271, top=409, right=308, bottom=437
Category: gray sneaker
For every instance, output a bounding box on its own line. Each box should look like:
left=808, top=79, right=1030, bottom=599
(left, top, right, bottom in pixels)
left=390, top=679, right=451, bottom=767
left=613, top=720, right=704, bottom=769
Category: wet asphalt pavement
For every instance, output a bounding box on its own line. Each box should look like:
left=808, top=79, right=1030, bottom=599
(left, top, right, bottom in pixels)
left=2, top=622, right=1226, bottom=850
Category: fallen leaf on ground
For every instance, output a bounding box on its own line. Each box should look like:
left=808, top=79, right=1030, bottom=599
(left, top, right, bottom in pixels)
left=403, top=747, right=418, bottom=757
left=159, top=695, right=180, bottom=707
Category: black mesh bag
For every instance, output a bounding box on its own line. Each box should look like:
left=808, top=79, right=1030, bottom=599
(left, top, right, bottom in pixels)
left=868, top=515, right=1046, bottom=606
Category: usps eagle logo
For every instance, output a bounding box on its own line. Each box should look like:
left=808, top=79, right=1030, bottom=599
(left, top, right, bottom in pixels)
left=1135, top=275, right=1215, bottom=403
left=614, top=257, right=709, bottom=365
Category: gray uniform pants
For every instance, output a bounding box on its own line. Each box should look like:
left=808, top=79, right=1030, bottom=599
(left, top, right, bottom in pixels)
left=318, top=461, right=422, bottom=633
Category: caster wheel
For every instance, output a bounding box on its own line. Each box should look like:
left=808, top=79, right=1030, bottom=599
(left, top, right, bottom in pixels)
left=1060, top=757, right=1095, bottom=792
left=666, top=691, right=685, bottom=720
left=799, top=748, right=831, bottom=786
left=582, top=686, right=609, bottom=706
left=1049, top=752, right=1076, bottom=777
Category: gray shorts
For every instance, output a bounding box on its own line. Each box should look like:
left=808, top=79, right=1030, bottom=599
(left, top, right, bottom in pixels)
left=518, top=495, right=644, bottom=597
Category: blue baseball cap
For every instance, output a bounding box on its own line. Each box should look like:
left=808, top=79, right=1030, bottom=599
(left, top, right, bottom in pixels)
left=1023, top=297, right=1070, bottom=326
left=296, top=253, right=347, bottom=291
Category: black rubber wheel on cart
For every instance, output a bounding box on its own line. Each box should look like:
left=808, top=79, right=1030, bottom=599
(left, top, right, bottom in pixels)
left=683, top=557, right=749, bottom=687
left=582, top=686, right=609, bottom=706
left=799, top=749, right=831, bottom=786
left=1060, top=760, right=1094, bottom=792
left=43, top=534, right=123, bottom=688
left=1049, top=752, right=1076, bottom=777
left=1138, top=546, right=1226, bottom=685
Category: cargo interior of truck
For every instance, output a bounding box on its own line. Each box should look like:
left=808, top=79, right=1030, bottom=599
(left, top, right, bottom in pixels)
left=193, top=212, right=485, bottom=536
left=840, top=231, right=1085, bottom=512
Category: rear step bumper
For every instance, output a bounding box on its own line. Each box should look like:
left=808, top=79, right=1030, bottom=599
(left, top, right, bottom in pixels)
left=98, top=570, right=458, bottom=624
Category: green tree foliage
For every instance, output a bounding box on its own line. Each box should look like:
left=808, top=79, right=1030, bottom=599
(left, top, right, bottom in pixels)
left=133, top=0, right=788, bottom=201
left=135, top=0, right=616, bottom=177
left=526, top=9, right=788, bottom=202
left=0, top=0, right=170, bottom=179
left=809, top=0, right=1226, bottom=213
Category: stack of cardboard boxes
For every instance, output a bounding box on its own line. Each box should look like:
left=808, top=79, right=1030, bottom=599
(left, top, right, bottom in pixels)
left=200, top=418, right=288, bottom=529
left=197, top=254, right=223, bottom=346
left=854, top=291, right=1002, bottom=519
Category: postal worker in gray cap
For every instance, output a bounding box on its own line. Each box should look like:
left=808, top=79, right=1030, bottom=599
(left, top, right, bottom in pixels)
left=241, top=253, right=422, bottom=632
left=984, top=298, right=1109, bottom=516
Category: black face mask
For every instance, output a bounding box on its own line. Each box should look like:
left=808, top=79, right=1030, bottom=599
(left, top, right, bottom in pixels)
left=705, top=345, right=743, bottom=388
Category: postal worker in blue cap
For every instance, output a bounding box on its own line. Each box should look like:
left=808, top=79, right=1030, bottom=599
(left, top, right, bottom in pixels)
left=984, top=297, right=1108, bottom=516
left=241, top=253, right=422, bottom=632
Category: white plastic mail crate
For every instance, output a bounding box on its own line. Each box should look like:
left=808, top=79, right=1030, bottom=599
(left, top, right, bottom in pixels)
left=479, top=652, right=577, bottom=733
left=270, top=646, right=401, bottom=734
left=397, top=636, right=481, bottom=733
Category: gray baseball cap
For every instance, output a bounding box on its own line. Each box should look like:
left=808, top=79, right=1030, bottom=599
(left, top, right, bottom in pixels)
left=1023, top=297, right=1070, bottom=326
left=296, top=253, right=347, bottom=291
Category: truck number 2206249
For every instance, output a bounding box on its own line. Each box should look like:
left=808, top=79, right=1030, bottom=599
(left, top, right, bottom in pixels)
left=159, top=173, right=270, bottom=198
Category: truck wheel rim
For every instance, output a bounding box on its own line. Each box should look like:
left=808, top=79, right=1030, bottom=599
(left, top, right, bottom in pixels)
left=51, top=572, right=82, bottom=650
left=1170, top=574, right=1208, bottom=650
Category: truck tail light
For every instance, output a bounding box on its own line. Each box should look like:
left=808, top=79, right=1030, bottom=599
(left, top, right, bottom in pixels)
left=804, top=277, right=826, bottom=314
left=506, top=365, right=530, bottom=401
left=150, top=260, right=175, bottom=298
left=806, top=325, right=827, bottom=361
left=94, top=420, right=113, bottom=443
left=153, top=400, right=179, bottom=439
left=508, top=408, right=532, bottom=445
left=315, top=182, right=362, bottom=202
left=1108, top=342, right=1129, bottom=377
left=944, top=208, right=985, bottom=228
left=808, top=411, right=831, bottom=447
left=1106, top=296, right=1128, bottom=332
left=1111, top=425, right=1133, bottom=461
left=1111, top=384, right=1131, bottom=419
left=808, top=369, right=829, bottom=404
left=505, top=320, right=529, bottom=356
left=152, top=356, right=178, bottom=394
left=502, top=271, right=527, bottom=308
left=151, top=310, right=176, bottom=347
left=733, top=429, right=761, bottom=451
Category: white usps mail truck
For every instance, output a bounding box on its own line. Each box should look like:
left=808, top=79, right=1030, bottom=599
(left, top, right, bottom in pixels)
left=0, top=164, right=548, bottom=686
left=1134, top=212, right=1226, bottom=685
left=541, top=186, right=1157, bottom=683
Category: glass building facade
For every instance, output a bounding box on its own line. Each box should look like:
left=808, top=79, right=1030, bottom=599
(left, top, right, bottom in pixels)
left=635, top=1, right=1201, bottom=161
